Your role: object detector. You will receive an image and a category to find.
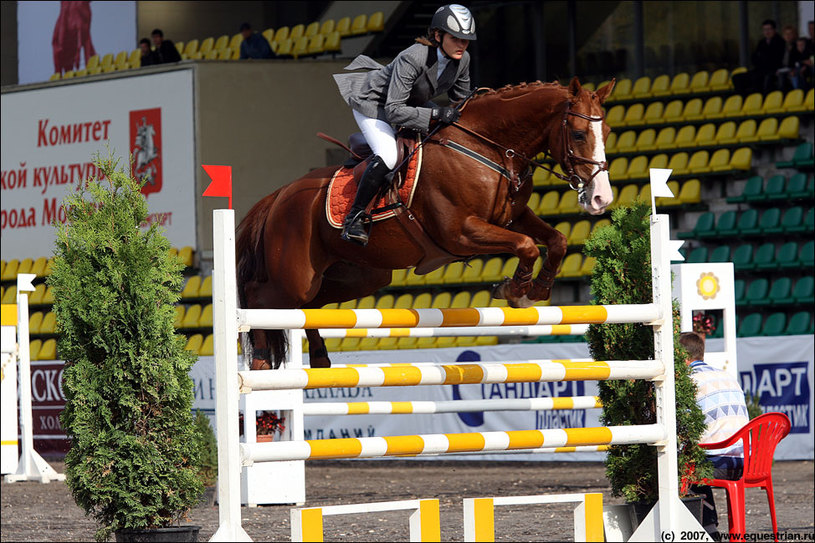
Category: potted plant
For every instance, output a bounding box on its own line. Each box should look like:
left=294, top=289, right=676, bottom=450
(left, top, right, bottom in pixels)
left=193, top=410, right=218, bottom=506
left=50, top=155, right=203, bottom=542
left=240, top=410, right=286, bottom=442
left=583, top=202, right=711, bottom=526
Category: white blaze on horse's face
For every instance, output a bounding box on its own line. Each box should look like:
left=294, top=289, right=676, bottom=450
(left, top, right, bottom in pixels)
left=583, top=120, right=613, bottom=215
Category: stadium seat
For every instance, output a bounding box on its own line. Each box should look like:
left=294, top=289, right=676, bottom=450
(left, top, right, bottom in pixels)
left=324, top=31, right=342, bottom=54
left=755, top=117, right=779, bottom=141
left=650, top=74, right=671, bottom=96
left=604, top=132, right=618, bottom=154
left=762, top=312, right=788, bottom=336
left=306, top=34, right=325, bottom=55
left=709, top=69, right=730, bottom=91
left=775, top=206, right=803, bottom=234
left=527, top=192, right=541, bottom=211
left=538, top=191, right=560, bottom=215
left=556, top=191, right=580, bottom=214
left=706, top=149, right=730, bottom=172
left=49, top=72, right=61, bottom=81
left=668, top=152, right=690, bottom=175
left=701, top=96, right=722, bottom=119
left=634, top=129, right=656, bottom=151
left=185, top=334, right=203, bottom=352
left=450, top=291, right=472, bottom=308
left=729, top=148, right=752, bottom=171
left=719, top=95, right=743, bottom=119
left=40, top=312, right=56, bottom=334
left=554, top=221, right=571, bottom=239
left=304, top=21, right=320, bottom=38
left=273, top=27, right=290, bottom=42
left=39, top=338, right=57, bottom=360
left=731, top=244, right=753, bottom=270
left=43, top=285, right=55, bottom=304
left=390, top=268, right=407, bottom=286
left=128, top=48, right=140, bottom=67
left=672, top=125, right=696, bottom=149
left=471, top=290, right=491, bottom=307
left=567, top=220, right=591, bottom=246
left=626, top=156, right=649, bottom=179
left=734, top=119, right=758, bottom=143
left=708, top=245, right=730, bottom=263
left=199, top=37, right=214, bottom=57
left=713, top=121, right=737, bottom=145
left=29, top=340, right=42, bottom=361
left=423, top=265, right=445, bottom=286
left=393, top=293, right=414, bottom=309
left=785, top=312, right=812, bottom=335
left=643, top=102, right=664, bottom=124
left=289, top=24, right=305, bottom=41
left=778, top=89, right=804, bottom=112
left=605, top=105, right=625, bottom=126
left=336, top=16, right=352, bottom=37
left=760, top=277, right=792, bottom=306
left=217, top=48, right=232, bottom=60
left=694, top=123, right=717, bottom=147
left=28, top=311, right=44, bottom=334
left=663, top=100, right=684, bottom=123
left=29, top=283, right=46, bottom=305
left=686, top=247, right=708, bottom=263
left=532, top=168, right=549, bottom=187
left=792, top=240, right=813, bottom=268
left=678, top=179, right=701, bottom=204
left=792, top=276, right=814, bottom=305
left=777, top=142, right=813, bottom=169
left=713, top=210, right=739, bottom=237
left=320, top=20, right=336, bottom=35
left=787, top=207, right=812, bottom=233
left=741, top=93, right=764, bottom=116
left=500, top=258, right=519, bottom=279
left=181, top=305, right=202, bottom=328
left=678, top=212, right=714, bottom=239
left=654, top=127, right=676, bottom=149
left=579, top=255, right=597, bottom=276
left=738, top=313, right=762, bottom=337
left=623, top=103, right=644, bottom=126
left=291, top=36, right=309, bottom=58
left=198, top=304, right=213, bottom=328
left=174, top=306, right=185, bottom=328
left=276, top=38, right=294, bottom=57
left=198, top=334, right=214, bottom=356
left=744, top=278, right=769, bottom=306
left=177, top=246, right=194, bottom=267
left=181, top=276, right=202, bottom=299
left=481, top=257, right=504, bottom=283
left=351, top=14, right=368, bottom=35
left=86, top=54, right=100, bottom=71
left=775, top=116, right=800, bottom=140
left=611, top=78, right=633, bottom=101
left=373, top=294, right=393, bottom=309
left=758, top=207, right=783, bottom=234
left=608, top=157, right=629, bottom=181
left=613, top=185, right=639, bottom=209
left=734, top=279, right=746, bottom=305
left=460, top=259, right=484, bottom=283
left=786, top=88, right=812, bottom=112
left=182, top=40, right=199, bottom=59
left=682, top=98, right=704, bottom=121
left=761, top=91, right=784, bottom=114
left=616, top=130, right=637, bottom=153
left=214, top=34, right=229, bottom=51
left=669, top=72, right=690, bottom=95
left=368, top=11, right=385, bottom=32
left=689, top=71, right=710, bottom=93
left=559, top=253, right=583, bottom=277
left=631, top=77, right=651, bottom=99
left=751, top=242, right=776, bottom=270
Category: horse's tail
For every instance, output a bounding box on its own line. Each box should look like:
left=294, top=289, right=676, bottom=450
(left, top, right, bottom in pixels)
left=235, top=191, right=288, bottom=369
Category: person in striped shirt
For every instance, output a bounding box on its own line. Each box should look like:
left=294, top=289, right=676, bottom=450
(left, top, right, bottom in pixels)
left=680, top=331, right=750, bottom=537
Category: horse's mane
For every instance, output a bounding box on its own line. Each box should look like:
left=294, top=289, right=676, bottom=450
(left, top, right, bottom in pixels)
left=466, top=81, right=566, bottom=103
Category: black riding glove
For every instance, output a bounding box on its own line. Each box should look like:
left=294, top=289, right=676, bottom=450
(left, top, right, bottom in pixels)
left=431, top=107, right=460, bottom=125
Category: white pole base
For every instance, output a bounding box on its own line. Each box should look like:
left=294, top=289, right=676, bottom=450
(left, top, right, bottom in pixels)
left=4, top=449, right=65, bottom=483
left=210, top=522, right=252, bottom=542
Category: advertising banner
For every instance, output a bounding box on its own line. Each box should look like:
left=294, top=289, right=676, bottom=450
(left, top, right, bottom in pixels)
left=1, top=69, right=197, bottom=261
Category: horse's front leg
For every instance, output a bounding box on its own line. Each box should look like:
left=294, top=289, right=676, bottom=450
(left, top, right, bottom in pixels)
left=304, top=329, right=331, bottom=368
left=509, top=206, right=567, bottom=303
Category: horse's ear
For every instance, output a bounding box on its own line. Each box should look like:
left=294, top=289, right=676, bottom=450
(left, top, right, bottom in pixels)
left=568, top=76, right=582, bottom=97
left=595, top=78, right=616, bottom=104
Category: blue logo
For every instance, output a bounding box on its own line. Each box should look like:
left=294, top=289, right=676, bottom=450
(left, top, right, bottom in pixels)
left=740, top=362, right=810, bottom=434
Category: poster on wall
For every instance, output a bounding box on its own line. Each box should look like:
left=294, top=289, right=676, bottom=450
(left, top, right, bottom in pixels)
left=0, top=69, right=197, bottom=261
left=17, top=1, right=137, bottom=84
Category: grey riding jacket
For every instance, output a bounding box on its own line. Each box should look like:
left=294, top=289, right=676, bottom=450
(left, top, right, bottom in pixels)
left=333, top=43, right=471, bottom=133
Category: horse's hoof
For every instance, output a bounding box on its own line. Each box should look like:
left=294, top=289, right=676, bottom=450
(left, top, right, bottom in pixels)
left=491, top=279, right=510, bottom=300
left=508, top=295, right=535, bottom=309
left=251, top=358, right=272, bottom=371
left=310, top=357, right=331, bottom=368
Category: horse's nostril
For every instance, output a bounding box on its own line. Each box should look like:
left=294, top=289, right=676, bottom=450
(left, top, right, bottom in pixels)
left=593, top=194, right=606, bottom=207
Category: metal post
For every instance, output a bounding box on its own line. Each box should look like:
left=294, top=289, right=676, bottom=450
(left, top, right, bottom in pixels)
left=633, top=0, right=645, bottom=78
left=211, top=210, right=251, bottom=542
left=531, top=2, right=547, bottom=81
left=738, top=1, right=750, bottom=68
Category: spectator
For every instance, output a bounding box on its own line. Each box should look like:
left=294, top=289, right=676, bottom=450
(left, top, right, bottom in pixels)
left=151, top=28, right=182, bottom=64
left=139, top=38, right=159, bottom=67
left=751, top=19, right=786, bottom=91
left=791, top=37, right=813, bottom=90
left=239, top=22, right=274, bottom=59
left=679, top=332, right=750, bottom=540
left=777, top=25, right=799, bottom=91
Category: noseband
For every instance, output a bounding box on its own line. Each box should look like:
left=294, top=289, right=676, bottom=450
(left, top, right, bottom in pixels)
left=561, top=104, right=608, bottom=206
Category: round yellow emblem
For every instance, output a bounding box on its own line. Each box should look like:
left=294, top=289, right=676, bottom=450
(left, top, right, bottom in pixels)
left=696, top=272, right=720, bottom=300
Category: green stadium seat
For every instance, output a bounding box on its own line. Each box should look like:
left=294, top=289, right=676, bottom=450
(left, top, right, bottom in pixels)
left=713, top=210, right=740, bottom=237
left=784, top=173, right=809, bottom=199
left=738, top=312, right=762, bottom=337
left=775, top=241, right=800, bottom=270
left=797, top=240, right=814, bottom=267
left=792, top=276, right=814, bottom=305
left=678, top=212, right=714, bottom=239
left=744, top=278, right=769, bottom=306
left=709, top=245, right=731, bottom=263
left=761, top=312, right=787, bottom=335
left=778, top=206, right=804, bottom=234
left=734, top=279, right=746, bottom=305
left=727, top=175, right=763, bottom=203
left=760, top=175, right=787, bottom=202
left=755, top=208, right=782, bottom=235
left=752, top=242, right=777, bottom=270
left=686, top=247, right=708, bottom=263
left=777, top=142, right=813, bottom=169
left=732, top=244, right=754, bottom=270
left=788, top=207, right=812, bottom=234
left=764, top=277, right=793, bottom=305
left=784, top=311, right=812, bottom=335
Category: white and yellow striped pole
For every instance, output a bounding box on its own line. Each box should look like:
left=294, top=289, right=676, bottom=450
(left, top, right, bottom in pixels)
left=318, top=324, right=589, bottom=338
left=302, top=396, right=602, bottom=416
left=1, top=303, right=19, bottom=475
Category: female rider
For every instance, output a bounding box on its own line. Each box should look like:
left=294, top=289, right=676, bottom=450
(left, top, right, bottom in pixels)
left=333, top=4, right=477, bottom=245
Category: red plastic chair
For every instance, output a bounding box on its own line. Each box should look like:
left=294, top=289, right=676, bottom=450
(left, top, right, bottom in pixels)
left=699, top=412, right=791, bottom=542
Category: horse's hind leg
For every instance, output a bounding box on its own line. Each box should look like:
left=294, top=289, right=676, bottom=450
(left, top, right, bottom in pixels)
left=510, top=207, right=567, bottom=303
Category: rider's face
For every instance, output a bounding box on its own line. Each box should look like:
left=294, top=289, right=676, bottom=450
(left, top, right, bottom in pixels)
left=437, top=32, right=469, bottom=60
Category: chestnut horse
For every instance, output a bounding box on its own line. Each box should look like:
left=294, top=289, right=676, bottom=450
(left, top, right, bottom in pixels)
left=237, top=77, right=616, bottom=369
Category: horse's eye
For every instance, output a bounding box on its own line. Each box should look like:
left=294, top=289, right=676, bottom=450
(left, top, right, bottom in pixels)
left=572, top=130, right=587, bottom=142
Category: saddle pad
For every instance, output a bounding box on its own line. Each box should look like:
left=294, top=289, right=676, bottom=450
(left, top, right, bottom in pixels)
left=326, top=143, right=423, bottom=228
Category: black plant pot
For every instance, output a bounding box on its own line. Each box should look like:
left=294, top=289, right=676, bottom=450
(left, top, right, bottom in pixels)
left=115, top=525, right=201, bottom=542
left=631, top=495, right=704, bottom=527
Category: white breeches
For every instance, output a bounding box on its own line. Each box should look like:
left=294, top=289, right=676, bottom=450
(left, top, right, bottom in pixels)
left=353, top=110, right=398, bottom=169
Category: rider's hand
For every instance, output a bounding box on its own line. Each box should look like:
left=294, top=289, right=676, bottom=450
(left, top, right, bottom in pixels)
left=432, top=107, right=460, bottom=125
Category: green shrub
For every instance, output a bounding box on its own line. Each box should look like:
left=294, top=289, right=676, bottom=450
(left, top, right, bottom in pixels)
left=50, top=154, right=202, bottom=541
left=194, top=410, right=218, bottom=487
left=584, top=201, right=711, bottom=503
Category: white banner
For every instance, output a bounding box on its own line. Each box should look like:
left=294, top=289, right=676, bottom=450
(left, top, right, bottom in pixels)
left=1, top=69, right=197, bottom=261
left=17, top=1, right=137, bottom=84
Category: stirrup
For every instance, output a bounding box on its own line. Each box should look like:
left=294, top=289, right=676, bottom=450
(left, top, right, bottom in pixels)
left=341, top=210, right=372, bottom=246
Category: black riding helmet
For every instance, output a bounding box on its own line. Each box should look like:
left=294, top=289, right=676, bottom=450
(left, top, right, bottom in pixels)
left=430, top=4, right=477, bottom=40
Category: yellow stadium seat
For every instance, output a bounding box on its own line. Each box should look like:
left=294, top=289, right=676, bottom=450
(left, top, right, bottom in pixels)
left=582, top=82, right=595, bottom=92
left=86, top=54, right=100, bottom=70
left=741, top=93, right=763, bottom=116
left=779, top=89, right=803, bottom=112
left=481, top=257, right=504, bottom=283
left=174, top=306, right=185, bottom=328
left=181, top=305, right=202, bottom=328
left=3, top=259, right=19, bottom=281
left=123, top=58, right=137, bottom=70
left=415, top=337, right=437, bottom=349
left=405, top=267, right=424, bottom=286
left=678, top=179, right=701, bottom=204
left=185, top=334, right=203, bottom=352
left=391, top=268, right=407, bottom=286
left=756, top=117, right=779, bottom=141
left=608, top=157, right=629, bottom=181
left=567, top=220, right=591, bottom=246
left=43, top=285, right=55, bottom=305
left=720, top=94, right=743, bottom=118
left=394, top=293, right=414, bottom=309
left=291, top=36, right=309, bottom=59
left=336, top=17, right=351, bottom=37
left=29, top=340, right=42, bottom=361
left=694, top=123, right=717, bottom=147
left=714, top=121, right=737, bottom=145
left=559, top=254, right=583, bottom=277
left=450, top=291, right=471, bottom=308
left=18, top=258, right=33, bottom=275
left=788, top=88, right=812, bottom=112
left=701, top=96, right=722, bottom=119
left=320, top=20, right=336, bottom=35
left=178, top=246, right=194, bottom=267
left=324, top=31, right=342, bottom=54
left=128, top=49, right=140, bottom=66
left=322, top=303, right=339, bottom=310
left=669, top=72, right=690, bottom=94
left=412, top=293, right=432, bottom=309
left=735, top=119, right=758, bottom=143
left=339, top=299, right=357, bottom=309
left=611, top=78, right=632, bottom=101
left=590, top=219, right=611, bottom=237
left=307, top=34, right=325, bottom=55
left=631, top=76, right=651, bottom=99
left=175, top=41, right=184, bottom=54
left=40, top=312, right=56, bottom=334
left=40, top=338, right=57, bottom=360
left=432, top=292, right=452, bottom=309
left=49, top=73, right=61, bottom=81
left=672, top=125, right=696, bottom=149
left=604, top=132, right=618, bottom=154
left=214, top=35, right=229, bottom=51
left=668, top=152, right=689, bottom=176
left=230, top=33, right=244, bottom=51
left=305, top=21, right=320, bottom=38
left=29, top=312, right=43, bottom=334
left=626, top=155, right=649, bottom=180
left=324, top=338, right=341, bottom=352
left=635, top=129, right=657, bottom=151
left=423, top=265, right=445, bottom=285
left=776, top=116, right=799, bottom=140
left=368, top=11, right=385, bottom=32
left=217, top=48, right=231, bottom=60
left=556, top=191, right=580, bottom=214
left=351, top=14, right=368, bottom=35
left=290, top=24, right=305, bottom=41
left=623, top=103, right=644, bottom=126
left=64, top=70, right=78, bottom=78
left=761, top=90, right=784, bottom=114
left=704, top=149, right=729, bottom=172
left=663, top=100, right=684, bottom=123
left=276, top=38, right=293, bottom=57
left=538, top=191, right=560, bottom=215
left=1, top=261, right=6, bottom=277
left=650, top=74, right=671, bottom=97
left=435, top=336, right=457, bottom=349
left=654, top=127, right=676, bottom=149
left=274, top=27, right=290, bottom=42
left=579, top=256, right=597, bottom=277
left=605, top=105, right=625, bottom=127
left=682, top=98, right=704, bottom=121
left=200, top=334, right=214, bottom=356
left=395, top=337, right=418, bottom=349
left=648, top=153, right=669, bottom=170
left=356, top=295, right=375, bottom=309
left=340, top=338, right=361, bottom=351
left=687, top=150, right=710, bottom=173
left=500, top=257, right=519, bottom=279
left=532, top=168, right=549, bottom=187
left=183, top=40, right=199, bottom=59
left=642, top=101, right=664, bottom=124
left=198, top=304, right=213, bottom=328
left=441, top=262, right=464, bottom=284
left=554, top=221, right=571, bottom=239
left=204, top=49, right=218, bottom=60
left=181, top=276, right=201, bottom=299
left=526, top=192, right=541, bottom=211
left=613, top=184, right=639, bottom=209
left=199, top=36, right=215, bottom=57
left=455, top=336, right=478, bottom=347
left=460, top=259, right=484, bottom=283
left=168, top=247, right=178, bottom=259
left=29, top=283, right=46, bottom=305
left=689, top=71, right=710, bottom=93
left=471, top=290, right=491, bottom=308
left=708, top=69, right=730, bottom=91
left=616, top=130, right=637, bottom=153
left=728, top=148, right=752, bottom=171
left=489, top=297, right=508, bottom=307
left=375, top=294, right=395, bottom=309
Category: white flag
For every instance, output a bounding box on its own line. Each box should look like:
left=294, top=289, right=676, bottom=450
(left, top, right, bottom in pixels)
left=649, top=168, right=675, bottom=198
left=669, top=240, right=685, bottom=262
left=16, top=273, right=36, bottom=293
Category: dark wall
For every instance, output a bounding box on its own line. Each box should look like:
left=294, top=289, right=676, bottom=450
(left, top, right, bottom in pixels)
left=1, top=0, right=18, bottom=86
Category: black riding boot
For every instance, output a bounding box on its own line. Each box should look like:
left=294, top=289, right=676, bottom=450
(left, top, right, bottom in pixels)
left=341, top=155, right=392, bottom=246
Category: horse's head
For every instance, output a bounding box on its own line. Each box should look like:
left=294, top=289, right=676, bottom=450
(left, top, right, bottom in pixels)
left=554, top=77, right=616, bottom=215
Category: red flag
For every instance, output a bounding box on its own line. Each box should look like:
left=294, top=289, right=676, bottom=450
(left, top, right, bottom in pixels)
left=202, top=165, right=232, bottom=209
